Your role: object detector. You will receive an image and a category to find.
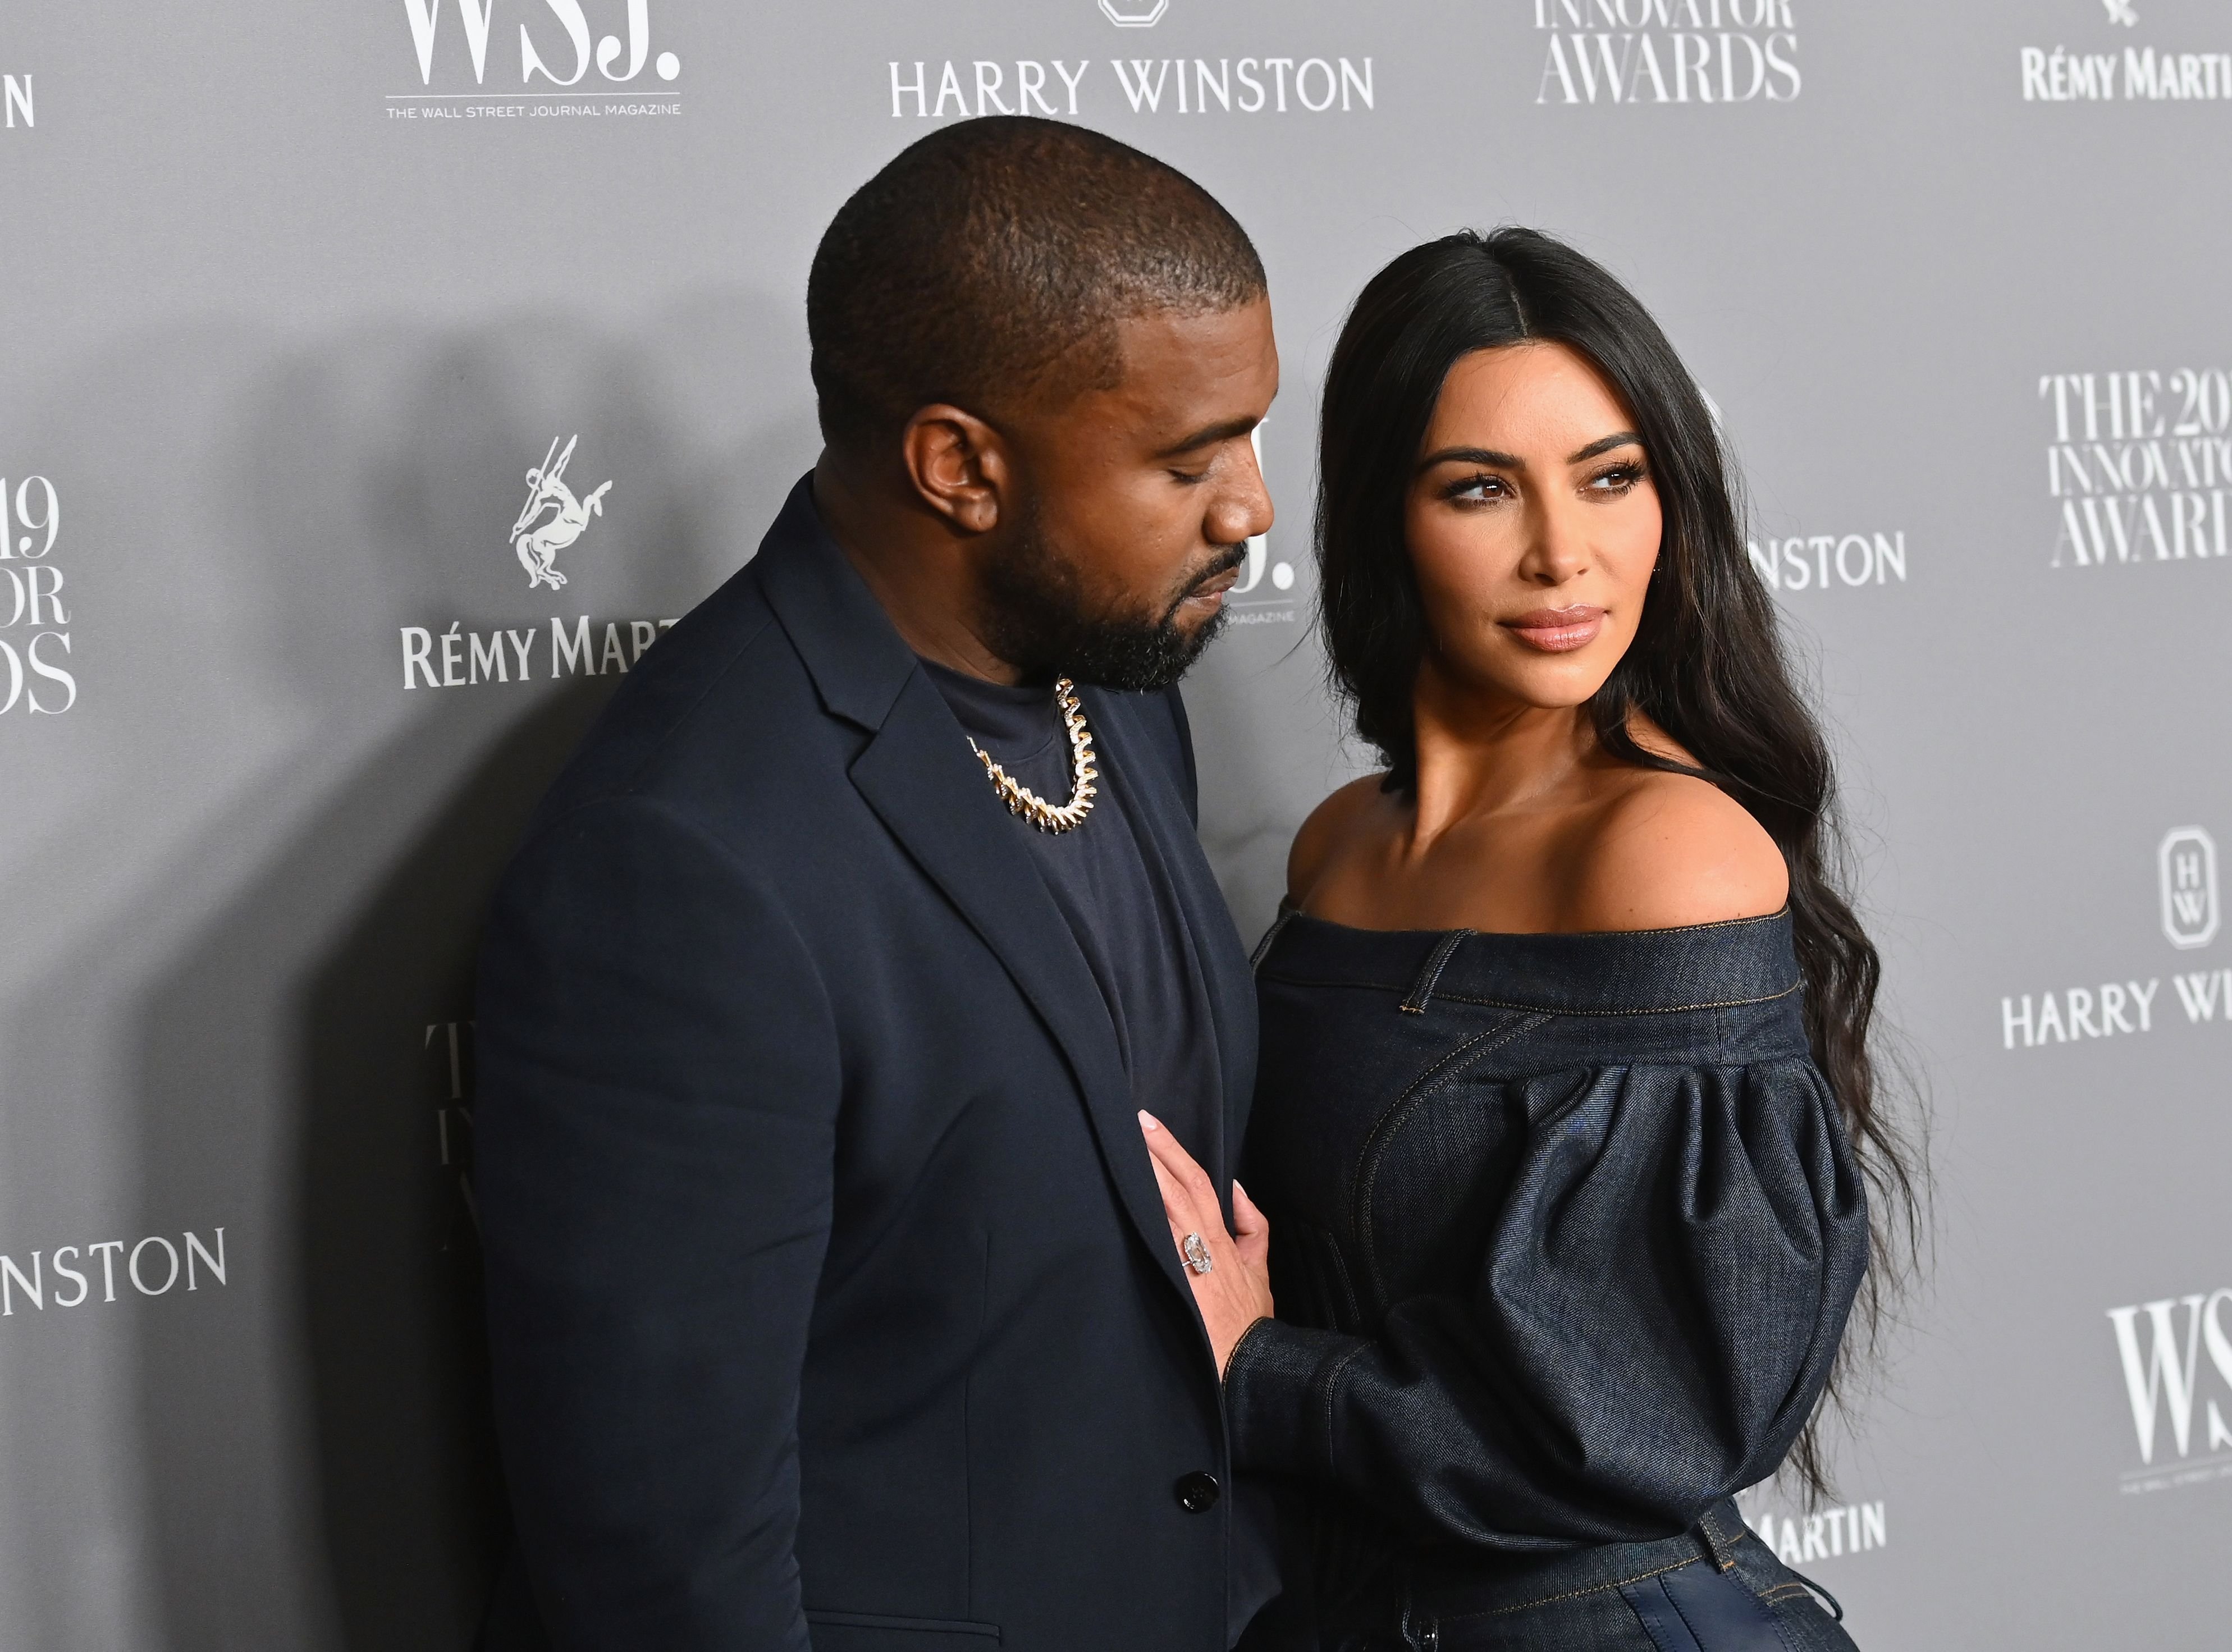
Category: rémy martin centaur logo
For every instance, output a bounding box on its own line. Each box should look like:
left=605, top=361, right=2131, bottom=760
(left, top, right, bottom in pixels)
left=400, top=433, right=674, bottom=690
left=511, top=435, right=611, bottom=592
left=2021, top=0, right=2231, bottom=104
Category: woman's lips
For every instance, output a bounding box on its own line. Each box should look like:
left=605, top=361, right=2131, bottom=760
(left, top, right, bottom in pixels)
left=1500, top=605, right=1606, bottom=653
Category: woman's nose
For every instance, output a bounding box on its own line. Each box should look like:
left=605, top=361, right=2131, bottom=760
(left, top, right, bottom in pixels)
left=1517, top=502, right=1590, bottom=587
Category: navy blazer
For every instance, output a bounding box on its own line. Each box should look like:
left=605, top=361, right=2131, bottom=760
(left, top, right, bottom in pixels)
left=474, top=478, right=1268, bottom=1652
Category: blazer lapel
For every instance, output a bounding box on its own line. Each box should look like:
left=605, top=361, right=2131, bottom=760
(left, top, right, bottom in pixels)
left=848, top=674, right=1197, bottom=1304
left=753, top=474, right=1204, bottom=1308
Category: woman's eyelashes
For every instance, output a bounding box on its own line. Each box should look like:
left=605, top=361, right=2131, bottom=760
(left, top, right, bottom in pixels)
left=1438, top=455, right=1646, bottom=507
left=1441, top=470, right=1513, bottom=506
left=1585, top=457, right=1648, bottom=496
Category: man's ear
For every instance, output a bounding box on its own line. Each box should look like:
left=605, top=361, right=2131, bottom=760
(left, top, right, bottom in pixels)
left=900, top=404, right=1012, bottom=536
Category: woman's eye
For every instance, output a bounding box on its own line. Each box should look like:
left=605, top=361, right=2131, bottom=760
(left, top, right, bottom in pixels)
left=1589, top=463, right=1646, bottom=494
left=1448, top=475, right=1510, bottom=504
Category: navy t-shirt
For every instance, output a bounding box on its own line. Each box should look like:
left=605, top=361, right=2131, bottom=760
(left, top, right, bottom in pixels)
left=922, top=661, right=1224, bottom=1179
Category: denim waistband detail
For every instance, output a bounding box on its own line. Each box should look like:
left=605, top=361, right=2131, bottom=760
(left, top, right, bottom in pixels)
left=1407, top=1504, right=1749, bottom=1623
left=1263, top=910, right=1800, bottom=1017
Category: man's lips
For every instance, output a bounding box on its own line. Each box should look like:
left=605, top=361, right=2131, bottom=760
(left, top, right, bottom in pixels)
left=1178, top=560, right=1245, bottom=608
left=1499, top=605, right=1606, bottom=652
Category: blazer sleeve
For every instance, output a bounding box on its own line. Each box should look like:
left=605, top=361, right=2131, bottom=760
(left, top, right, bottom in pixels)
left=1223, top=1059, right=1869, bottom=1548
left=474, top=795, right=840, bottom=1650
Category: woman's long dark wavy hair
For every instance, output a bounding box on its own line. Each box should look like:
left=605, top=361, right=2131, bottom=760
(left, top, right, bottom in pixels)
left=1317, top=228, right=1923, bottom=1499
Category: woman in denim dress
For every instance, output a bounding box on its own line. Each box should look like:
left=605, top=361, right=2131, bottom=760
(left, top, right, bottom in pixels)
left=1140, top=230, right=1918, bottom=1651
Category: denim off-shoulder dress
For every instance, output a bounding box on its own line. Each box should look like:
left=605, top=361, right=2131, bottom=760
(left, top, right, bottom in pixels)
left=1227, top=909, right=1870, bottom=1652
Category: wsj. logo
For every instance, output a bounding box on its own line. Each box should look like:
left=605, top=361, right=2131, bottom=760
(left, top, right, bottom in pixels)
left=2, top=74, right=29, bottom=129
left=2160, top=827, right=2219, bottom=950
left=1224, top=425, right=1299, bottom=628
left=2107, top=1288, right=2232, bottom=1490
left=1100, top=0, right=1168, bottom=25
left=512, top=435, right=611, bottom=592
left=400, top=0, right=681, bottom=90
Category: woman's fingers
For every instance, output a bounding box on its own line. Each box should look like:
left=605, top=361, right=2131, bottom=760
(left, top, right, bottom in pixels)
left=1141, top=1115, right=1214, bottom=1248
left=1172, top=1137, right=1222, bottom=1210
left=1140, top=1118, right=1275, bottom=1372
left=1232, top=1179, right=1270, bottom=1269
left=1141, top=1113, right=1224, bottom=1214
left=1145, top=1142, right=1198, bottom=1239
left=1140, top=1113, right=1211, bottom=1214
left=1140, top=1110, right=1204, bottom=1186
left=1141, top=1111, right=1227, bottom=1262
left=1232, top=1180, right=1265, bottom=1234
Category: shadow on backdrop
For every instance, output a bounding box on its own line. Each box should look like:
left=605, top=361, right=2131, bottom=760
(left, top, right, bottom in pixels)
left=110, top=301, right=812, bottom=1649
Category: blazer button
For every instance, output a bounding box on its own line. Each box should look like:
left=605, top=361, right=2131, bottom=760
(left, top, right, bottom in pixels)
left=1174, top=1471, right=1221, bottom=1513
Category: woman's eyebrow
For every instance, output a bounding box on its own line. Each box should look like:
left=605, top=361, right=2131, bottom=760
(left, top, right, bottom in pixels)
left=1568, top=431, right=1644, bottom=463
left=1417, top=444, right=1522, bottom=472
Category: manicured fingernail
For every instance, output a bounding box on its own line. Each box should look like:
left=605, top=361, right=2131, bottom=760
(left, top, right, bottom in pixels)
left=1233, top=1179, right=1249, bottom=1199
left=1138, top=1110, right=1161, bottom=1131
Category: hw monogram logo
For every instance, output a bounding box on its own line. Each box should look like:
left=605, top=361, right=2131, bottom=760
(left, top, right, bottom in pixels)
left=511, top=436, right=611, bottom=592
left=2101, top=0, right=2139, bottom=26
left=1100, top=0, right=1168, bottom=26
left=2160, top=827, right=2220, bottom=950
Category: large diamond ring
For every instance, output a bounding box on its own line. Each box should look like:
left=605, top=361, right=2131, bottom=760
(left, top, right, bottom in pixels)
left=1182, top=1234, right=1214, bottom=1275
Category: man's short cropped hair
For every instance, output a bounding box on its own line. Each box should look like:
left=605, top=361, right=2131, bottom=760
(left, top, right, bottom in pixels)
left=807, top=116, right=1266, bottom=455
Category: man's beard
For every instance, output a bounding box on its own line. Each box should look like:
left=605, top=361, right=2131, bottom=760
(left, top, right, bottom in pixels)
left=976, top=504, right=1246, bottom=693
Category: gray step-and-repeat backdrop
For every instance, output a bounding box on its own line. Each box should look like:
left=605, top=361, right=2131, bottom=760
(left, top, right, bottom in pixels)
left=3, top=1, right=2227, bottom=1646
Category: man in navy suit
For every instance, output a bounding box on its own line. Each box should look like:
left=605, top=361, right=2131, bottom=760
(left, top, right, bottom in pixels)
left=473, top=116, right=1281, bottom=1651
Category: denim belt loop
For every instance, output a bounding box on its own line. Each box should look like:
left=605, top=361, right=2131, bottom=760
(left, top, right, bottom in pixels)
left=1398, top=930, right=1474, bottom=1014
left=1250, top=904, right=1300, bottom=972
left=1694, top=1500, right=1745, bottom=1572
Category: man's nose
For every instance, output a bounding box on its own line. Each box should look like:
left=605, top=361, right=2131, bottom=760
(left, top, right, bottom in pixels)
left=1209, top=445, right=1274, bottom=546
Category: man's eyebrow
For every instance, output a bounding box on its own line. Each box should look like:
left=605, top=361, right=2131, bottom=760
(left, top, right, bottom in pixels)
left=1417, top=445, right=1522, bottom=472
left=1568, top=431, right=1644, bottom=463
left=1155, top=415, right=1260, bottom=459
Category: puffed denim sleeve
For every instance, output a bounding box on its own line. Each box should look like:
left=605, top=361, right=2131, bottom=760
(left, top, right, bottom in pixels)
left=1225, top=1057, right=1869, bottom=1548
left=476, top=797, right=839, bottom=1650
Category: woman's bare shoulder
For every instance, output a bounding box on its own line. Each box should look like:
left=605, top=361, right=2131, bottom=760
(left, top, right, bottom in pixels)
left=1287, top=775, right=1389, bottom=903
left=1563, top=768, right=1789, bottom=932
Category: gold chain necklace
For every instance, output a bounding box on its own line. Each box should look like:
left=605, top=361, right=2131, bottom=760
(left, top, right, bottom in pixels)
left=968, top=677, right=1099, bottom=834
